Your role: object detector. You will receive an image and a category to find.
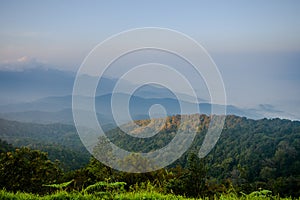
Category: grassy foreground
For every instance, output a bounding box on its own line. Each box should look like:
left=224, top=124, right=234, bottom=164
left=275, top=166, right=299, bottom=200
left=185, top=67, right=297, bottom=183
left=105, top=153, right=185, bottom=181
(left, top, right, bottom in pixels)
left=0, top=190, right=297, bottom=200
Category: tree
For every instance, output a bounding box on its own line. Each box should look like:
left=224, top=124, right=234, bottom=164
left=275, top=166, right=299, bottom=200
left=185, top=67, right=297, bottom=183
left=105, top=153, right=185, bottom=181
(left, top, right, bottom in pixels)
left=184, top=153, right=207, bottom=197
left=0, top=147, right=62, bottom=194
left=0, top=139, right=14, bottom=153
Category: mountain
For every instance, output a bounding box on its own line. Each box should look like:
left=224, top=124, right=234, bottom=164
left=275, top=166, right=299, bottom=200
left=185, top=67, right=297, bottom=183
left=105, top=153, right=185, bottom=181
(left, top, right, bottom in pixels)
left=0, top=108, right=114, bottom=132
left=0, top=68, right=74, bottom=104
left=0, top=118, right=90, bottom=170
left=0, top=93, right=263, bottom=126
left=0, top=67, right=200, bottom=105
left=0, top=67, right=127, bottom=105
left=0, top=109, right=74, bottom=124
left=0, top=115, right=299, bottom=196
left=0, top=67, right=287, bottom=124
left=102, top=114, right=300, bottom=196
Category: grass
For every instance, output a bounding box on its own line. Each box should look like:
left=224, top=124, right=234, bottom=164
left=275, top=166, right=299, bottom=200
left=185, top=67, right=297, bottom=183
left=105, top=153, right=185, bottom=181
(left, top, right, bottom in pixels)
left=0, top=189, right=298, bottom=200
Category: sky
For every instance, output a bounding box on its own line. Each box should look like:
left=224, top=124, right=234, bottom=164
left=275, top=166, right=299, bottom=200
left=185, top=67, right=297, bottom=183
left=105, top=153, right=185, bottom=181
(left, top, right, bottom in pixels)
left=0, top=0, right=300, bottom=119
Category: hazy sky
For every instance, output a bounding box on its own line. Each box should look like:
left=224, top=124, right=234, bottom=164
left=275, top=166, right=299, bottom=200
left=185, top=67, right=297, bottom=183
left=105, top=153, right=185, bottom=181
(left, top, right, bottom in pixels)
left=0, top=0, right=300, bottom=119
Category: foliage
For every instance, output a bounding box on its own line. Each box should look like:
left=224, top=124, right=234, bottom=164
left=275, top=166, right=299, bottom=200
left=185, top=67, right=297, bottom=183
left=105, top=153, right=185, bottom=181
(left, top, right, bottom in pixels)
left=200, top=115, right=300, bottom=197
left=0, top=147, right=62, bottom=194
left=0, top=139, right=14, bottom=153
left=43, top=179, right=74, bottom=190
left=0, top=189, right=298, bottom=200
left=0, top=115, right=300, bottom=197
left=0, top=118, right=90, bottom=170
left=104, top=114, right=300, bottom=197
left=248, top=189, right=272, bottom=198
left=84, top=180, right=126, bottom=198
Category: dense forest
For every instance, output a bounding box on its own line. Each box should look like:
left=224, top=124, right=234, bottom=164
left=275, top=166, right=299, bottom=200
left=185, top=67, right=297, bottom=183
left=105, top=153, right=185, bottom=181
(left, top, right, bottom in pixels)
left=0, top=115, right=299, bottom=199
left=0, top=118, right=89, bottom=170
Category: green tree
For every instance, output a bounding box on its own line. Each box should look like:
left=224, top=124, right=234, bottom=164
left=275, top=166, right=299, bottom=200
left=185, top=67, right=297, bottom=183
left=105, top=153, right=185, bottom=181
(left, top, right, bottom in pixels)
left=0, top=139, right=14, bottom=153
left=184, top=153, right=207, bottom=197
left=0, top=147, right=62, bottom=194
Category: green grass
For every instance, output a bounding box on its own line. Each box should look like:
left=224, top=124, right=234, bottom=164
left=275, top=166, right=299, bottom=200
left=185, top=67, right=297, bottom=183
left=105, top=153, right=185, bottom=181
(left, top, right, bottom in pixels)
left=114, top=191, right=195, bottom=200
left=0, top=190, right=298, bottom=200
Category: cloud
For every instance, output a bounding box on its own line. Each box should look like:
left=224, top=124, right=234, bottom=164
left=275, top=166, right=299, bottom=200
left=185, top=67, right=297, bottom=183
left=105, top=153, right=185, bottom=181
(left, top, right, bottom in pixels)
left=17, top=56, right=30, bottom=62
left=251, top=104, right=300, bottom=120
left=258, top=104, right=283, bottom=113
left=0, top=56, right=47, bottom=72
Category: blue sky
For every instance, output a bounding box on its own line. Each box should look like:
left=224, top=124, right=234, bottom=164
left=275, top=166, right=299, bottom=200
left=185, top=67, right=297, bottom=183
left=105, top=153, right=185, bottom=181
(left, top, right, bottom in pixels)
left=0, top=0, right=300, bottom=119
left=1, top=0, right=299, bottom=65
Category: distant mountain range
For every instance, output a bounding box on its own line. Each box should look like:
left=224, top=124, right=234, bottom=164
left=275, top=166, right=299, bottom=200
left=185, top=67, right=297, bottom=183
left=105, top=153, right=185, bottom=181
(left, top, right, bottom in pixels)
left=0, top=93, right=264, bottom=126
left=0, top=67, right=286, bottom=126
left=0, top=68, right=75, bottom=104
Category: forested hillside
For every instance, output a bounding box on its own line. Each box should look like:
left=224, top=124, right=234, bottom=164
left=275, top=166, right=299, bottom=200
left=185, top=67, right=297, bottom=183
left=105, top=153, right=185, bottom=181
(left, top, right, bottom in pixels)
left=106, top=114, right=300, bottom=196
left=0, top=118, right=89, bottom=170
left=0, top=115, right=299, bottom=198
left=0, top=138, right=14, bottom=153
